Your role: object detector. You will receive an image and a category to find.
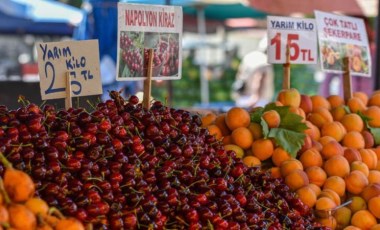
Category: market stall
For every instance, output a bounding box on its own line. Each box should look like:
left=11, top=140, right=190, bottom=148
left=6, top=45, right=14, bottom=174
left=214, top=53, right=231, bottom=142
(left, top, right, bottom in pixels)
left=0, top=1, right=379, bottom=230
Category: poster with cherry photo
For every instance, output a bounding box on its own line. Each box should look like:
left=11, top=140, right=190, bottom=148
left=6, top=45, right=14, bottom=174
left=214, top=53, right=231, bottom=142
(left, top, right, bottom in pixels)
left=117, top=3, right=182, bottom=80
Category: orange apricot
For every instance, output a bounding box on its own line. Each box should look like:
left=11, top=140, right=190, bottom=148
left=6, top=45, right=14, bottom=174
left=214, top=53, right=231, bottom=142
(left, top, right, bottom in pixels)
left=324, top=155, right=350, bottom=177
left=271, top=147, right=292, bottom=167
left=284, top=169, right=309, bottom=191
left=351, top=210, right=377, bottom=230
left=363, top=106, right=380, bottom=127
left=345, top=170, right=369, bottom=195
left=321, top=121, right=347, bottom=142
left=280, top=158, right=303, bottom=177
left=342, top=131, right=365, bottom=149
left=344, top=148, right=362, bottom=164
left=341, top=113, right=364, bottom=132
left=311, top=95, right=331, bottom=111
left=307, top=107, right=333, bottom=128
left=299, top=148, right=323, bottom=168
left=225, top=107, right=250, bottom=130
left=368, top=195, right=380, bottom=219
left=321, top=139, right=344, bottom=159
left=251, top=138, right=274, bottom=161
left=327, top=95, right=345, bottom=109
left=323, top=176, right=346, bottom=197
left=347, top=97, right=366, bottom=113
left=231, top=127, right=253, bottom=150
left=296, top=185, right=317, bottom=208
left=350, top=160, right=370, bottom=177
left=305, top=166, right=327, bottom=187
left=262, top=110, right=281, bottom=128
left=359, top=148, right=378, bottom=170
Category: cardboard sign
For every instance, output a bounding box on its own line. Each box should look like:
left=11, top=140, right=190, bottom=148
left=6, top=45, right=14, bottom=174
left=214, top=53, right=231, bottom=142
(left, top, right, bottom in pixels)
left=315, top=11, right=371, bottom=77
left=37, top=40, right=102, bottom=100
left=116, top=3, right=183, bottom=80
left=267, top=16, right=317, bottom=64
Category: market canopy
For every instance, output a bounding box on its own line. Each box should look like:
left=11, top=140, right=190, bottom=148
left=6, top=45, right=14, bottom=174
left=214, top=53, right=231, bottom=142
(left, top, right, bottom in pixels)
left=249, top=0, right=378, bottom=17
left=0, top=0, right=84, bottom=35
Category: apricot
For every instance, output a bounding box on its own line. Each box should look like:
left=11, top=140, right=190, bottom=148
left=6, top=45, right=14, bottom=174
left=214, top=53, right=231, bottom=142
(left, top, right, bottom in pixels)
left=347, top=97, right=366, bottom=113
left=311, top=95, right=331, bottom=111
left=307, top=107, right=333, bottom=128
left=8, top=204, right=37, bottom=230
left=55, top=217, right=85, bottom=230
left=341, top=113, right=364, bottom=132
left=324, top=155, right=350, bottom=177
left=351, top=210, right=377, bottom=230
left=277, top=88, right=301, bottom=107
left=331, top=105, right=347, bottom=121
left=225, top=107, right=250, bottom=130
left=342, top=131, right=365, bottom=149
left=362, top=130, right=375, bottom=148
left=368, top=93, right=380, bottom=107
left=300, top=94, right=313, bottom=114
left=343, top=148, right=362, bottom=164
left=363, top=106, right=380, bottom=127
left=359, top=148, right=378, bottom=170
left=3, top=168, right=35, bottom=203
left=321, top=121, right=346, bottom=142
left=361, top=183, right=380, bottom=202
left=327, top=95, right=345, bottom=109
left=251, top=138, right=274, bottom=161
left=305, top=166, right=327, bottom=187
left=262, top=110, right=281, bottom=128
left=345, top=170, right=368, bottom=195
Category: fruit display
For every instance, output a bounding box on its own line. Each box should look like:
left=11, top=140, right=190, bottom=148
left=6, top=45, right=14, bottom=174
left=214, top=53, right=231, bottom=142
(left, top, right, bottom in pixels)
left=0, top=153, right=85, bottom=230
left=203, top=88, right=380, bottom=229
left=0, top=92, right=327, bottom=229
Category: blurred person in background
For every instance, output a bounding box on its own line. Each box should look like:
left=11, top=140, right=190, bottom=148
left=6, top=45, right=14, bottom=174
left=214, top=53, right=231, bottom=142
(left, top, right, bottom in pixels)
left=232, top=37, right=274, bottom=109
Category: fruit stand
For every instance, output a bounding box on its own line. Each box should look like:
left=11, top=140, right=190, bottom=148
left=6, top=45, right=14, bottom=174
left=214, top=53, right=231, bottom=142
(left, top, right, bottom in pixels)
left=1, top=2, right=380, bottom=230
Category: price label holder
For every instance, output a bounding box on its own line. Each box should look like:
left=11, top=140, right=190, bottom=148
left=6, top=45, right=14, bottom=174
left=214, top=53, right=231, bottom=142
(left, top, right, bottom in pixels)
left=267, top=16, right=317, bottom=89
left=314, top=11, right=371, bottom=101
left=116, top=3, right=183, bottom=107
left=36, top=40, right=102, bottom=108
left=143, top=49, right=154, bottom=109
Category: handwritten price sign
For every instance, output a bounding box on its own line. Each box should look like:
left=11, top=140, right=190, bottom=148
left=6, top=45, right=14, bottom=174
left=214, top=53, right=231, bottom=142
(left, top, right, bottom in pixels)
left=37, top=40, right=101, bottom=100
left=267, top=16, right=317, bottom=64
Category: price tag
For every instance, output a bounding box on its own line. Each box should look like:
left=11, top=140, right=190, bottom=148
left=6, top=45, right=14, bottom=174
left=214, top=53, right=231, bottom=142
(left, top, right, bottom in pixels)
left=36, top=40, right=102, bottom=100
left=314, top=11, right=371, bottom=77
left=116, top=3, right=183, bottom=81
left=267, top=16, right=317, bottom=64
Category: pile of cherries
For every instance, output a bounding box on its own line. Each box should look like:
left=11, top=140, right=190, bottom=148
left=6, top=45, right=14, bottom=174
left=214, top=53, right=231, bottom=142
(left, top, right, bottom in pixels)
left=0, top=92, right=330, bottom=229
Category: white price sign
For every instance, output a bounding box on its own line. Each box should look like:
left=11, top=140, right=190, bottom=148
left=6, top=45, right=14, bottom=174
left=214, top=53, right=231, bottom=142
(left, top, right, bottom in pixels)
left=267, top=16, right=317, bottom=64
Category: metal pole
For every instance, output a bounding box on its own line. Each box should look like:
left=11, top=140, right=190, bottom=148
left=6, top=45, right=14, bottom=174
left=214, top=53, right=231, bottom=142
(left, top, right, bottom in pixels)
left=374, top=2, right=380, bottom=90
left=197, top=6, right=209, bottom=105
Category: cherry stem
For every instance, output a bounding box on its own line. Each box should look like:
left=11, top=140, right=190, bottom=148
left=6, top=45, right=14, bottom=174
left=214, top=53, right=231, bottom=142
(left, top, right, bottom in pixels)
left=0, top=152, right=13, bottom=169
left=48, top=207, right=65, bottom=219
left=175, top=216, right=188, bottom=227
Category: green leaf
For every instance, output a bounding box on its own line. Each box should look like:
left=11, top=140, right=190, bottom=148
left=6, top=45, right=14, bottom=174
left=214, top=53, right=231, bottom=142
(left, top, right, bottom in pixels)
left=279, top=112, right=308, bottom=133
left=369, top=127, right=380, bottom=145
left=260, top=117, right=270, bottom=138
left=250, top=107, right=264, bottom=123
left=268, top=128, right=306, bottom=158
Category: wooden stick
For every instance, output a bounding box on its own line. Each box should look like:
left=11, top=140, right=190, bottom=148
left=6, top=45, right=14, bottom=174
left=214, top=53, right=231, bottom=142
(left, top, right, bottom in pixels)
left=342, top=57, right=352, bottom=102
left=283, top=44, right=291, bottom=90
left=65, top=72, right=72, bottom=110
left=143, top=49, right=154, bottom=109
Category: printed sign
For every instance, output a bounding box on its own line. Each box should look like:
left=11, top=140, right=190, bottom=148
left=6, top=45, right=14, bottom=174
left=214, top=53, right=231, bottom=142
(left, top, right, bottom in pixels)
left=267, top=16, right=317, bottom=64
left=37, top=40, right=101, bottom=100
left=116, top=3, right=183, bottom=80
left=315, top=10, right=371, bottom=77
